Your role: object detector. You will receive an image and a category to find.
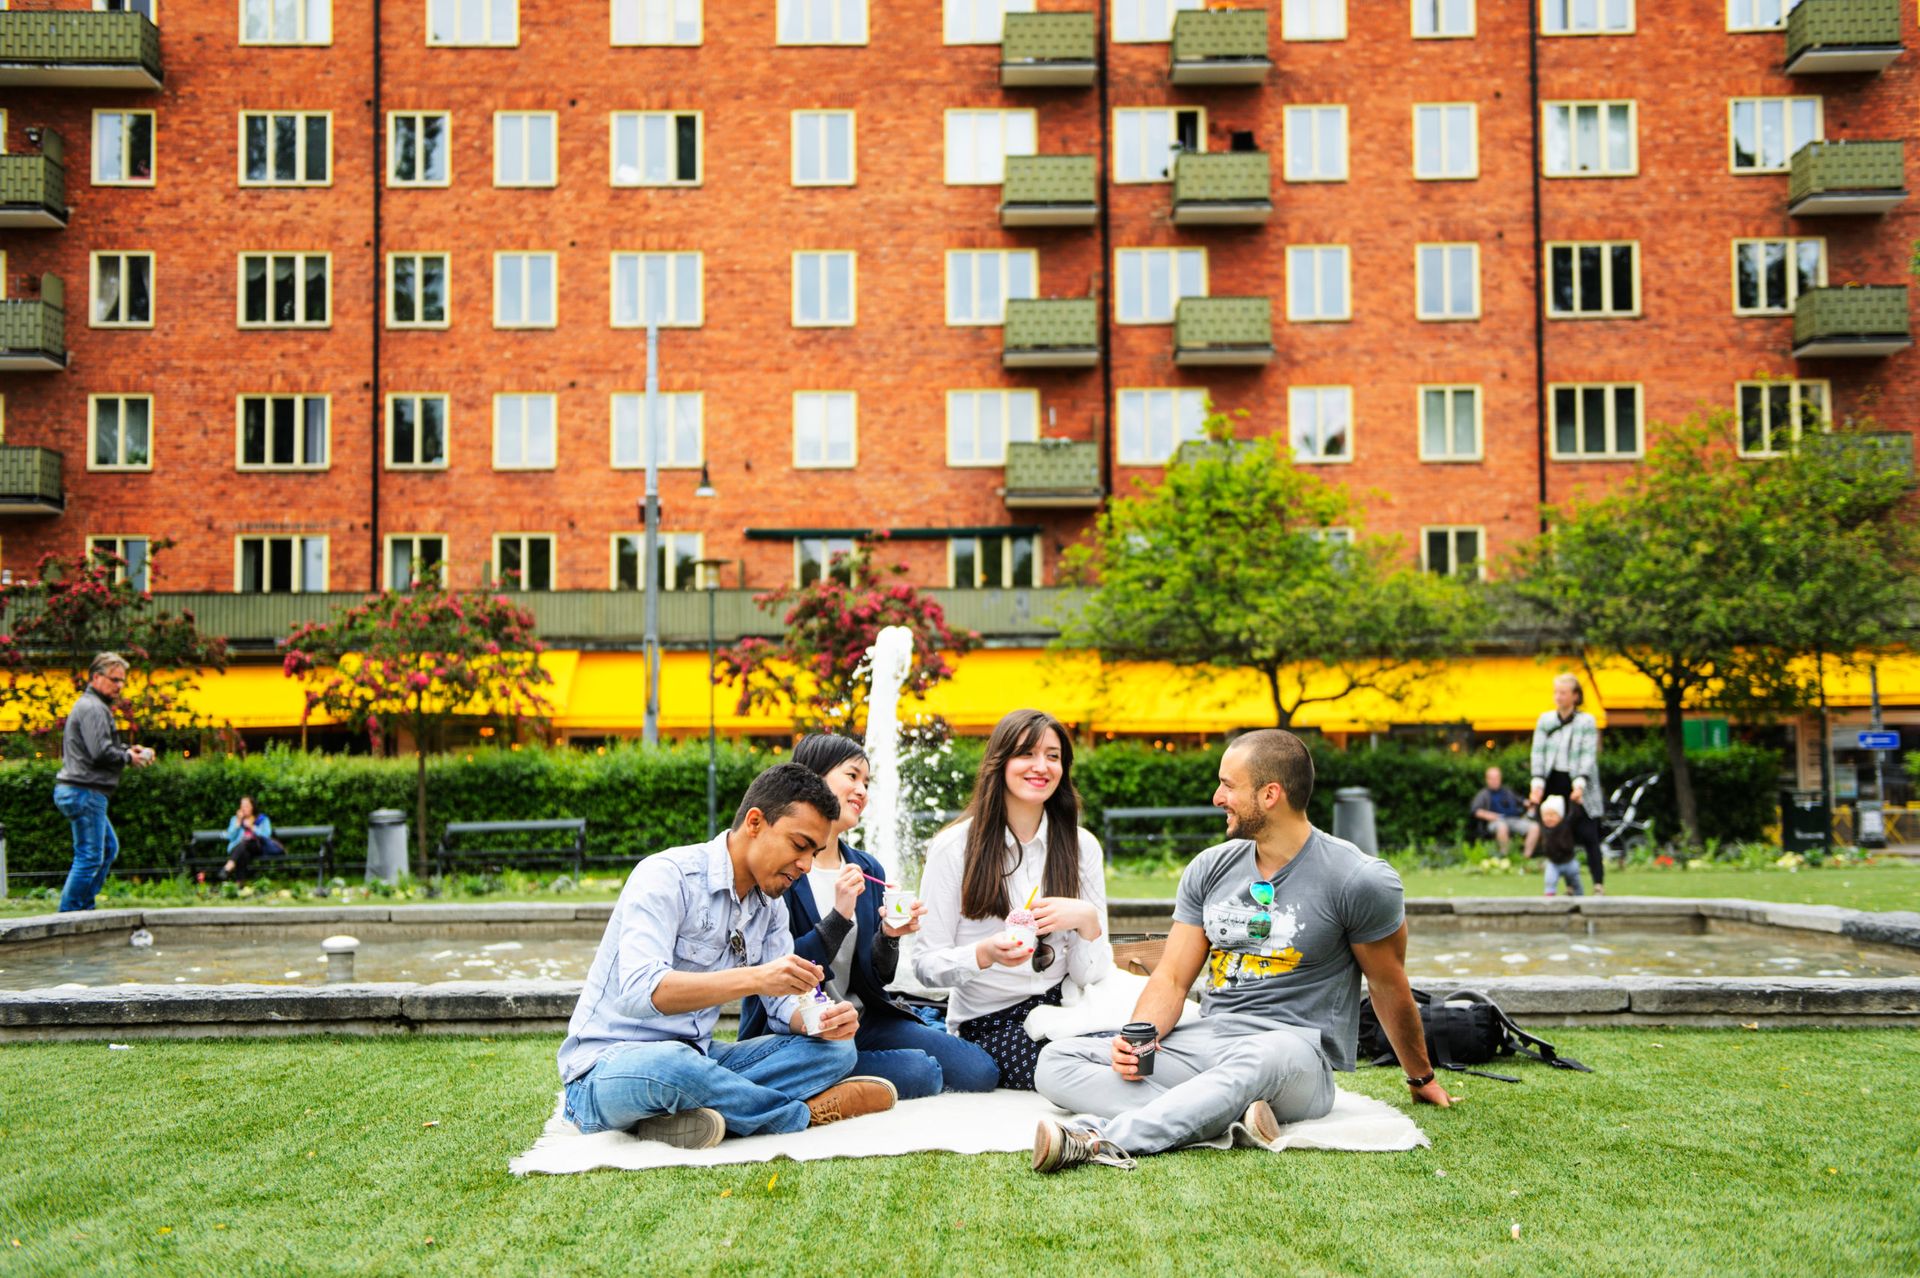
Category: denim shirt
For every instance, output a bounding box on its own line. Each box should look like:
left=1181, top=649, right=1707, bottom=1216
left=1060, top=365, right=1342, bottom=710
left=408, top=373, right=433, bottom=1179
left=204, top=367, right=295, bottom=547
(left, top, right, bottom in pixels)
left=557, top=834, right=801, bottom=1083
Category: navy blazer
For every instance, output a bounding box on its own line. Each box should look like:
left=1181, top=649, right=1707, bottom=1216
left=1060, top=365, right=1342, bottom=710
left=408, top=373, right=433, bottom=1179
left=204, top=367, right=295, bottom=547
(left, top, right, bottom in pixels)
left=738, top=840, right=915, bottom=1039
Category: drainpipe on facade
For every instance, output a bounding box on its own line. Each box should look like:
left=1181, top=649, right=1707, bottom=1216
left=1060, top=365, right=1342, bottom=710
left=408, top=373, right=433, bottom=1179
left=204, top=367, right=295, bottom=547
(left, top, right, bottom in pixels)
left=370, top=0, right=384, bottom=588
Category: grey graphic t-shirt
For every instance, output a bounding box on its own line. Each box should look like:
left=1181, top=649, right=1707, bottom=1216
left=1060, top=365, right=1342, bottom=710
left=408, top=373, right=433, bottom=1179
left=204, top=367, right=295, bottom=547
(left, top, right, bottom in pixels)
left=1173, top=829, right=1404, bottom=1070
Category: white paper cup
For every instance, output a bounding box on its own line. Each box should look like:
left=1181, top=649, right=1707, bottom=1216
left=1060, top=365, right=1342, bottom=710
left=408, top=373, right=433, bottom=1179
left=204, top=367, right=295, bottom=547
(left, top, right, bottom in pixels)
left=1004, top=923, right=1038, bottom=953
left=799, top=996, right=827, bottom=1035
left=883, top=889, right=916, bottom=923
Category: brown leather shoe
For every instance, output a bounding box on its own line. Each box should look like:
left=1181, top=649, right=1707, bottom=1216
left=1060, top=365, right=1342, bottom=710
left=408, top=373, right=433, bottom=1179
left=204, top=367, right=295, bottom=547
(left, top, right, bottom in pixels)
left=806, top=1076, right=897, bottom=1126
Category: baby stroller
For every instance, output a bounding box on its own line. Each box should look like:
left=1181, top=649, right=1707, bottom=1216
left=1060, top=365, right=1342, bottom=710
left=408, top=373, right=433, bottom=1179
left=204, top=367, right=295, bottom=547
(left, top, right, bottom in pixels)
left=1598, top=771, right=1660, bottom=865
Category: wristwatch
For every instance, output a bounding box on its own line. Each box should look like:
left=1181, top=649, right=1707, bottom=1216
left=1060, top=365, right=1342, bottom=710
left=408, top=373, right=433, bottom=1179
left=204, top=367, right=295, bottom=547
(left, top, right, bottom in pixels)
left=1405, top=1071, right=1436, bottom=1089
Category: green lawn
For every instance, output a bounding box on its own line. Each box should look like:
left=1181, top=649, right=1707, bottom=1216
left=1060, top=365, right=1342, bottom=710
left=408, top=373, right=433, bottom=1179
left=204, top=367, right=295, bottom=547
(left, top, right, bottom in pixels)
left=1, top=1030, right=1915, bottom=1276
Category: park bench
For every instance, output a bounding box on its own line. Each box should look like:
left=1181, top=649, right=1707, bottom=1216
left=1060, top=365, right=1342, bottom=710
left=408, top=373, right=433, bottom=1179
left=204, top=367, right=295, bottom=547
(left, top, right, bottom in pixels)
left=436, top=818, right=587, bottom=878
left=1099, top=805, right=1225, bottom=860
left=182, top=825, right=336, bottom=888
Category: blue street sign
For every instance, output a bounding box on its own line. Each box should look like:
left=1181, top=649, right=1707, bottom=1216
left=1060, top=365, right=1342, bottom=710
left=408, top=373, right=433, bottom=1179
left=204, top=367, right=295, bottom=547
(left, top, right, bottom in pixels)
left=1856, top=730, right=1901, bottom=751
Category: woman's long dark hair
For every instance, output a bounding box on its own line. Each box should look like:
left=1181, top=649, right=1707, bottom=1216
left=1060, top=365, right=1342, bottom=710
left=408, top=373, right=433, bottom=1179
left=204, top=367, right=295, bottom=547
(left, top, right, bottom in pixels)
left=957, top=709, right=1082, bottom=919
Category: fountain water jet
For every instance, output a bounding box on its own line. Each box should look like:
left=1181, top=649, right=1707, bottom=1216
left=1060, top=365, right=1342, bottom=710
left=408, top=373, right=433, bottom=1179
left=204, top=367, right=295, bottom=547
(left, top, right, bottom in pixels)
left=859, top=625, right=916, bottom=884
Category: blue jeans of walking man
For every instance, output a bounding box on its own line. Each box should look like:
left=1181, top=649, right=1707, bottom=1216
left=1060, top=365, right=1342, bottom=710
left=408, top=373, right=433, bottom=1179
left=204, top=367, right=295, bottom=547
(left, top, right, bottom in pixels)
left=55, top=784, right=120, bottom=913
left=566, top=1034, right=857, bottom=1137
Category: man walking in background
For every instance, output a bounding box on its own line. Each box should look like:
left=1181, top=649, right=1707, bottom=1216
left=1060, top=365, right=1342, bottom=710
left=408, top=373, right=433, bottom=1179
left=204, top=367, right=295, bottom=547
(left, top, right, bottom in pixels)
left=53, top=652, right=154, bottom=912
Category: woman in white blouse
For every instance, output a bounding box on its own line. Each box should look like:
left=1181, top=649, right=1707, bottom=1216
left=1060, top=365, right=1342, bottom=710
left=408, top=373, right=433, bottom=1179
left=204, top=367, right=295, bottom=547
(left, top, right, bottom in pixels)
left=913, top=708, right=1110, bottom=1089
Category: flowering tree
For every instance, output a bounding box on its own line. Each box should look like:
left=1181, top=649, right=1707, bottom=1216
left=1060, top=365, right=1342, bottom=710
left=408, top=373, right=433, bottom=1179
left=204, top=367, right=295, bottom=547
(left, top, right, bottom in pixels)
left=716, top=539, right=977, bottom=732
left=281, top=586, right=554, bottom=866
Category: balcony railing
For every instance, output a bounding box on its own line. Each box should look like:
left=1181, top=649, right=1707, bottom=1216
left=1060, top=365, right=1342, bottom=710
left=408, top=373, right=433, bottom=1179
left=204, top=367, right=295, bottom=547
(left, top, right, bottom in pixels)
left=1173, top=297, right=1275, bottom=366
left=1000, top=11, right=1097, bottom=87
left=0, top=275, right=67, bottom=371
left=1003, top=298, right=1099, bottom=368
left=1804, top=430, right=1916, bottom=485
left=1000, top=155, right=1097, bottom=227
left=1004, top=441, right=1102, bottom=509
left=1170, top=9, right=1271, bottom=84
left=1784, top=0, right=1903, bottom=74
left=0, top=446, right=63, bottom=515
left=1792, top=286, right=1913, bottom=358
left=1787, top=140, right=1907, bottom=215
left=0, top=129, right=67, bottom=228
left=1171, top=152, right=1272, bottom=224
left=0, top=11, right=163, bottom=89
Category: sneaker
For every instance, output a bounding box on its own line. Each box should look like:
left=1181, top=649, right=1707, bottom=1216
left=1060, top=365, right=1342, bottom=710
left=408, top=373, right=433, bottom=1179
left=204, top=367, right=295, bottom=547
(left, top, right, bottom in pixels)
left=1032, top=1118, right=1137, bottom=1173
left=1233, top=1099, right=1281, bottom=1149
left=806, top=1076, right=897, bottom=1126
left=631, top=1107, right=725, bottom=1150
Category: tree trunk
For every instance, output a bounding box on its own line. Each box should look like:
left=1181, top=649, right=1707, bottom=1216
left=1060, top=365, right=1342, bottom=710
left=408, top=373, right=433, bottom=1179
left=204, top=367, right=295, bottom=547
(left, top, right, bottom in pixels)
left=1815, top=649, right=1833, bottom=854
left=1661, top=683, right=1699, bottom=847
left=1264, top=667, right=1294, bottom=728
left=414, top=702, right=430, bottom=877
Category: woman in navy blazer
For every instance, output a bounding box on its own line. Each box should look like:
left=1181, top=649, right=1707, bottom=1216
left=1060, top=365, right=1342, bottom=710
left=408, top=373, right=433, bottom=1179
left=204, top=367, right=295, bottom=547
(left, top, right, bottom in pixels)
left=739, top=735, right=1000, bottom=1096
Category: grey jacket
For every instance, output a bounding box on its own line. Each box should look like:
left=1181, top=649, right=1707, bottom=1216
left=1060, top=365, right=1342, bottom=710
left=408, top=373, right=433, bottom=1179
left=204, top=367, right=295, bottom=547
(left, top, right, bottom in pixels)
left=56, top=687, right=132, bottom=792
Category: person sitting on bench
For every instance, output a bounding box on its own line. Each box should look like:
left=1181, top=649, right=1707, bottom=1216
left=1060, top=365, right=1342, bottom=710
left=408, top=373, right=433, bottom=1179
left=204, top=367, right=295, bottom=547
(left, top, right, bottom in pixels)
left=222, top=796, right=283, bottom=881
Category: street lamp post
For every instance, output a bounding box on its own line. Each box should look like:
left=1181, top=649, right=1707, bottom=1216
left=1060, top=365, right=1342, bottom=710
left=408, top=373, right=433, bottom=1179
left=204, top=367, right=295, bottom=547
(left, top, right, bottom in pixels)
left=641, top=320, right=662, bottom=747
left=694, top=556, right=730, bottom=839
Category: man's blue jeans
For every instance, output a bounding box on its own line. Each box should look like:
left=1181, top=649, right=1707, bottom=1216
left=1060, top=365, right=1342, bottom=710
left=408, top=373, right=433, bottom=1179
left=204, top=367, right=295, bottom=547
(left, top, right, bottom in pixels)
left=53, top=784, right=119, bottom=913
left=564, top=1034, right=857, bottom=1138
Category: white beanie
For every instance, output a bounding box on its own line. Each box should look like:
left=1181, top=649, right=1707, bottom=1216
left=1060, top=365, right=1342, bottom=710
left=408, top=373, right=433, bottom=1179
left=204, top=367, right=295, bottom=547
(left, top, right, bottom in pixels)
left=1541, top=796, right=1566, bottom=818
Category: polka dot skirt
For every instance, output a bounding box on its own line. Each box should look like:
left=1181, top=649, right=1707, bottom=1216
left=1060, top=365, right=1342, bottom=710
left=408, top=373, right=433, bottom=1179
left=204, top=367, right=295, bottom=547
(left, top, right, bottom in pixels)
left=956, top=982, right=1065, bottom=1091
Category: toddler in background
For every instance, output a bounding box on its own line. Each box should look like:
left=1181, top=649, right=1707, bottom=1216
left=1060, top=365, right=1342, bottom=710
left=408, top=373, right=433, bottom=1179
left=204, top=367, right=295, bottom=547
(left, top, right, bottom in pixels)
left=1535, top=796, right=1585, bottom=897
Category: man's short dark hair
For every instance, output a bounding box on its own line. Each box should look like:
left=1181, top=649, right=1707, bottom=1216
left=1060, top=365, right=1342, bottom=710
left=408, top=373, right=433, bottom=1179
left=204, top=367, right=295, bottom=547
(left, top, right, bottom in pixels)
left=730, top=762, right=840, bottom=832
left=1228, top=729, right=1315, bottom=813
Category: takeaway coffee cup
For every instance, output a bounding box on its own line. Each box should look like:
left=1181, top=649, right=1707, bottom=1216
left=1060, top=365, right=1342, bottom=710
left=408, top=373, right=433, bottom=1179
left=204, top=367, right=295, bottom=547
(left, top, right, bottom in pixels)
left=1121, top=1022, right=1159, bottom=1076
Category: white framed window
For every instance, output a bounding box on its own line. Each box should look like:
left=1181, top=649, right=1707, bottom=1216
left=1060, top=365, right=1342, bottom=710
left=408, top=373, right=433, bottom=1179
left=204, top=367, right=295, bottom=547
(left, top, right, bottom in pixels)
left=1543, top=101, right=1636, bottom=177
left=611, top=111, right=701, bottom=186
left=1113, top=106, right=1202, bottom=183
left=951, top=532, right=1040, bottom=588
left=386, top=393, right=449, bottom=469
left=92, top=111, right=154, bottom=185
left=1112, top=0, right=1202, bottom=42
left=89, top=395, right=153, bottom=471
left=494, top=111, right=556, bottom=186
left=945, top=109, right=1036, bottom=185
left=1549, top=382, right=1643, bottom=459
left=796, top=536, right=856, bottom=586
left=610, top=251, right=703, bottom=327
left=242, top=0, right=332, bottom=43
left=1413, top=0, right=1474, bottom=37
left=239, top=252, right=330, bottom=327
left=1733, top=238, right=1824, bottom=316
left=387, top=253, right=449, bottom=328
left=1421, top=526, right=1482, bottom=578
left=946, top=250, right=1037, bottom=325
left=494, top=252, right=556, bottom=328
left=1287, top=245, right=1350, bottom=322
left=612, top=0, right=701, bottom=44
left=778, top=0, right=867, bottom=43
left=1542, top=0, right=1631, bottom=34
left=1289, top=386, right=1352, bottom=462
left=1547, top=241, right=1640, bottom=318
left=1730, top=97, right=1821, bottom=173
left=1283, top=105, right=1347, bottom=182
left=794, top=391, right=857, bottom=468
left=947, top=389, right=1039, bottom=465
left=88, top=536, right=151, bottom=591
left=240, top=111, right=330, bottom=186
left=237, top=393, right=329, bottom=470
left=1117, top=387, right=1207, bottom=465
left=1419, top=385, right=1481, bottom=461
left=493, top=393, right=557, bottom=469
left=611, top=391, right=703, bottom=468
left=91, top=252, right=153, bottom=328
left=1283, top=0, right=1345, bottom=41
left=1728, top=0, right=1796, bottom=31
left=429, top=0, right=517, bottom=45
left=793, top=110, right=856, bottom=185
left=237, top=536, right=329, bottom=594
left=385, top=534, right=447, bottom=589
left=93, top=0, right=156, bottom=14
left=793, top=251, right=856, bottom=327
left=1413, top=104, right=1476, bottom=180
left=612, top=531, right=703, bottom=590
left=388, top=111, right=450, bottom=186
left=1737, top=380, right=1828, bottom=457
left=1416, top=243, right=1479, bottom=321
left=492, top=534, right=554, bottom=591
left=946, top=0, right=1034, bottom=43
left=1116, top=247, right=1206, bottom=324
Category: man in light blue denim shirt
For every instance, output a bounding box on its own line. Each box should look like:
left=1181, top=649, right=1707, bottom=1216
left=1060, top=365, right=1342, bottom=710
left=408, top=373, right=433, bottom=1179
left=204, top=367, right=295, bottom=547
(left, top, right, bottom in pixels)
left=559, top=763, right=898, bottom=1149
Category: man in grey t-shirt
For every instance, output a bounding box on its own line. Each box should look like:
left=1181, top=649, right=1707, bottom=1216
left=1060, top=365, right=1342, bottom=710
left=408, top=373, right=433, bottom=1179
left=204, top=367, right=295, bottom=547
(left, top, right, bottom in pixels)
left=1033, top=729, right=1451, bottom=1172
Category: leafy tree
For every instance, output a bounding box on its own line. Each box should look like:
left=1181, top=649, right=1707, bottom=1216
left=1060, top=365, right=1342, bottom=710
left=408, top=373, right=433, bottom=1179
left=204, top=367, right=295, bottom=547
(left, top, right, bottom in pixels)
left=716, top=538, right=976, bottom=732
left=1056, top=417, right=1482, bottom=729
left=281, top=586, right=554, bottom=867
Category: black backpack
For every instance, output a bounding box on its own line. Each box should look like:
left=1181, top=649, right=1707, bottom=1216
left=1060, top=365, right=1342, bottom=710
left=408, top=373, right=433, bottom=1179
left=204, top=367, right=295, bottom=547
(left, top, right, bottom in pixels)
left=1358, top=988, right=1592, bottom=1083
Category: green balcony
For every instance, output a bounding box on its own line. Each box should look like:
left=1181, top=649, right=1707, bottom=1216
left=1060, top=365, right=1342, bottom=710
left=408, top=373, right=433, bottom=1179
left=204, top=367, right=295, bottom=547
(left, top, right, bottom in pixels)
left=0, top=11, right=162, bottom=89
left=1173, top=297, right=1274, bottom=366
left=1170, top=9, right=1271, bottom=85
left=1000, top=12, right=1097, bottom=87
left=1787, top=140, right=1907, bottom=215
left=0, top=129, right=67, bottom=228
left=1003, top=298, right=1099, bottom=368
left=0, top=275, right=67, bottom=371
left=1804, top=430, right=1916, bottom=484
left=1785, top=0, right=1902, bottom=73
left=1171, top=152, right=1272, bottom=224
left=1004, top=441, right=1102, bottom=509
left=1792, top=286, right=1912, bottom=358
left=1000, top=155, right=1097, bottom=227
left=0, top=446, right=63, bottom=515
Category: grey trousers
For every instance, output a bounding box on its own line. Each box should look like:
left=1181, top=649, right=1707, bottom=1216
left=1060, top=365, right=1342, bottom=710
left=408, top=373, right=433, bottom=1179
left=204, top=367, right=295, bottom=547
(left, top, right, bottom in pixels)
left=1034, top=1013, right=1336, bottom=1156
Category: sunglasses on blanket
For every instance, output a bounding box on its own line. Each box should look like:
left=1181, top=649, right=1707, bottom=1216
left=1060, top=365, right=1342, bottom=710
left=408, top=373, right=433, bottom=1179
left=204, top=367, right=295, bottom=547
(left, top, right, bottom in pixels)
left=1248, top=880, right=1275, bottom=941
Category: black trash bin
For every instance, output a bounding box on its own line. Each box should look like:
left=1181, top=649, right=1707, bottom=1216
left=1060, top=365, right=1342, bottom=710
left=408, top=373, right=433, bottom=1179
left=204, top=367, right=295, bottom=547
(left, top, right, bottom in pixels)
left=1779, top=790, right=1829, bottom=853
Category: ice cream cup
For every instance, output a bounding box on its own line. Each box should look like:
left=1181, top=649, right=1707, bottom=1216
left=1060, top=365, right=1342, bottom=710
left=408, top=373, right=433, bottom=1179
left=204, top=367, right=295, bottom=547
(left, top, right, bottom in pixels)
left=799, top=993, right=829, bottom=1035
left=1004, top=923, right=1039, bottom=953
left=883, top=888, right=916, bottom=924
